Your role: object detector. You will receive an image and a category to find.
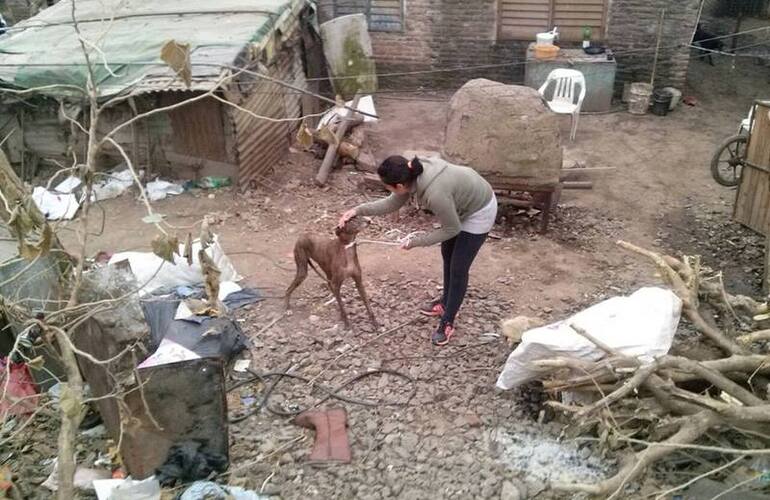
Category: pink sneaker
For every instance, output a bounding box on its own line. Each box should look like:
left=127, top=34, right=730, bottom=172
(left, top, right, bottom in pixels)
left=431, top=322, right=455, bottom=346
left=419, top=301, right=445, bottom=317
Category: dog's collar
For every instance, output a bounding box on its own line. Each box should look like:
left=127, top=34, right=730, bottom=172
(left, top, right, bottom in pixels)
left=345, top=241, right=357, bottom=249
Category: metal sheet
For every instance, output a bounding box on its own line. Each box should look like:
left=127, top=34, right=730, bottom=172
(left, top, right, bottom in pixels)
left=160, top=93, right=229, bottom=163
left=122, top=358, right=229, bottom=479
left=234, top=42, right=303, bottom=186
left=72, top=319, right=230, bottom=480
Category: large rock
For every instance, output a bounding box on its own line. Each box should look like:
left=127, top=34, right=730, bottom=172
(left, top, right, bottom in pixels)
left=443, top=79, right=562, bottom=187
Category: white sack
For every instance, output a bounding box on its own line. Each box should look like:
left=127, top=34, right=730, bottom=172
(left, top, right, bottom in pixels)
left=91, top=168, right=136, bottom=201
left=108, top=235, right=241, bottom=296
left=54, top=175, right=82, bottom=194
left=496, top=287, right=682, bottom=390
left=317, top=95, right=378, bottom=130
left=146, top=180, right=183, bottom=201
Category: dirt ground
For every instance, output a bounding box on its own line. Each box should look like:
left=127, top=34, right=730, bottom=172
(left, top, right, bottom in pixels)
left=18, top=55, right=770, bottom=498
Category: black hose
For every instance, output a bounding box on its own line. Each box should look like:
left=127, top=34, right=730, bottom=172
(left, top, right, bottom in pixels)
left=227, top=367, right=417, bottom=423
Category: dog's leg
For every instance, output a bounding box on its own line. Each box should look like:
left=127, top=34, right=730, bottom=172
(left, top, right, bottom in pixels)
left=353, top=274, right=378, bottom=328
left=331, top=278, right=350, bottom=328
left=284, top=243, right=309, bottom=309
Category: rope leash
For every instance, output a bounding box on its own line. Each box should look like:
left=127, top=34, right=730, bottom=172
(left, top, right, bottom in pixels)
left=356, top=230, right=426, bottom=248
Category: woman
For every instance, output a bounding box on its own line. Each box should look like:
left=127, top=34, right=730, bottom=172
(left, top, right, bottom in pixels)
left=339, top=155, right=497, bottom=346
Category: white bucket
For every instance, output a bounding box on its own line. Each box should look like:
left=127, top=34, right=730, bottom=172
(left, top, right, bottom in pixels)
left=628, top=82, right=653, bottom=115
left=662, top=87, right=682, bottom=110
left=536, top=32, right=555, bottom=46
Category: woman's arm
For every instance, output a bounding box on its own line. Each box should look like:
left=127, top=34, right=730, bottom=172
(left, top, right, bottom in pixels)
left=408, top=196, right=461, bottom=247
left=354, top=192, right=410, bottom=217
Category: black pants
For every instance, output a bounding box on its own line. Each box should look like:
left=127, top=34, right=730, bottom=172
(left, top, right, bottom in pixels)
left=440, top=231, right=488, bottom=325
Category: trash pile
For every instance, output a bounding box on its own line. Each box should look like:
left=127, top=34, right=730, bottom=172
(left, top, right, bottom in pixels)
left=29, top=164, right=231, bottom=221
left=496, top=240, right=770, bottom=497
left=0, top=228, right=265, bottom=498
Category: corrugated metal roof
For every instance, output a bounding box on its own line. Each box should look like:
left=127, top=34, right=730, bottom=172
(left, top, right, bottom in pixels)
left=0, top=0, right=308, bottom=98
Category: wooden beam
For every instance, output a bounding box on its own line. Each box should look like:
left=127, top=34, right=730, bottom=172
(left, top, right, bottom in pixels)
left=315, top=94, right=362, bottom=186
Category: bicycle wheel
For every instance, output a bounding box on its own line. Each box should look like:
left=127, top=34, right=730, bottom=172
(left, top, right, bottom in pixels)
left=710, top=134, right=748, bottom=187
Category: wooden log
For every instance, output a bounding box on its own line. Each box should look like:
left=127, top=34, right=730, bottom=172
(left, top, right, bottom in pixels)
left=355, top=150, right=377, bottom=172
left=562, top=181, right=593, bottom=190
left=315, top=94, right=362, bottom=186
left=560, top=166, right=616, bottom=173
left=348, top=125, right=366, bottom=147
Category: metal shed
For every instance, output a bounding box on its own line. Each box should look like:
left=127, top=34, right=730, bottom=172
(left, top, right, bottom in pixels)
left=0, top=0, right=322, bottom=185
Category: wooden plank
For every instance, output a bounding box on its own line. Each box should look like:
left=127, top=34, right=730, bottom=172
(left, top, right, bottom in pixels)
left=552, top=19, right=604, bottom=26
left=501, top=6, right=550, bottom=12
left=764, top=236, right=770, bottom=293
left=735, top=101, right=770, bottom=235
left=555, top=0, right=604, bottom=5
left=554, top=4, right=604, bottom=12
left=502, top=9, right=550, bottom=16
left=502, top=14, right=550, bottom=22
left=748, top=101, right=770, bottom=234
left=500, top=0, right=608, bottom=41
left=501, top=0, right=549, bottom=5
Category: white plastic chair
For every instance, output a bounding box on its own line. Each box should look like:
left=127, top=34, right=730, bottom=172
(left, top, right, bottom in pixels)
left=537, top=69, right=587, bottom=141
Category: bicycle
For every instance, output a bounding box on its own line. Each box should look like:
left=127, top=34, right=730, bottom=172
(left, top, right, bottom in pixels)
left=710, top=108, right=753, bottom=187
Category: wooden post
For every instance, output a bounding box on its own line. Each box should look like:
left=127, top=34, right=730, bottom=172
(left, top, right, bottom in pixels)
left=732, top=13, right=743, bottom=52
left=650, top=9, right=666, bottom=87
left=765, top=236, right=770, bottom=294
left=315, top=93, right=362, bottom=186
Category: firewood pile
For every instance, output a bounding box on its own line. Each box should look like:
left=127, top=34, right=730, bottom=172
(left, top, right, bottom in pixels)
left=296, top=95, right=377, bottom=187
left=541, top=241, right=770, bottom=497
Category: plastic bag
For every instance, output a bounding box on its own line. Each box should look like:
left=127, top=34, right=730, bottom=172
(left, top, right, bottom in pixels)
left=0, top=358, right=39, bottom=417
left=496, top=287, right=682, bottom=390
left=108, top=235, right=241, bottom=296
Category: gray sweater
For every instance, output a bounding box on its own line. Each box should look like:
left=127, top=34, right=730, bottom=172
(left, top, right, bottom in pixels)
left=355, top=157, right=494, bottom=247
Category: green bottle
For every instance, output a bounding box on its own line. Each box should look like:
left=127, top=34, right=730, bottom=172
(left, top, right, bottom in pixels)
left=582, top=26, right=592, bottom=48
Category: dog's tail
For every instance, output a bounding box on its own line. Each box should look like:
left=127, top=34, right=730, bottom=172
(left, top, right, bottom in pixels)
left=306, top=259, right=331, bottom=286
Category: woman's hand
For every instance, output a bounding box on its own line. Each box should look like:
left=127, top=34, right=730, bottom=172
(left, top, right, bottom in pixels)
left=338, top=208, right=357, bottom=228
left=399, top=236, right=413, bottom=251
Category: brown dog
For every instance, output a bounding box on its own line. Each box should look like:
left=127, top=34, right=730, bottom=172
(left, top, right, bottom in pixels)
left=285, top=217, right=377, bottom=329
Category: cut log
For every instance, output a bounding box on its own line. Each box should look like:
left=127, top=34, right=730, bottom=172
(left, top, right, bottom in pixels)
left=315, top=94, right=362, bottom=186
left=355, top=150, right=377, bottom=172
left=561, top=181, right=593, bottom=189
left=348, top=125, right=366, bottom=147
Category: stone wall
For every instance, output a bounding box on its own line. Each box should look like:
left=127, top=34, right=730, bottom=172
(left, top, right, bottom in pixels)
left=317, top=0, right=701, bottom=92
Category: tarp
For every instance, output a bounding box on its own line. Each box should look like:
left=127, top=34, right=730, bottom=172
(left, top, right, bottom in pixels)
left=139, top=298, right=248, bottom=366
left=0, top=0, right=308, bottom=98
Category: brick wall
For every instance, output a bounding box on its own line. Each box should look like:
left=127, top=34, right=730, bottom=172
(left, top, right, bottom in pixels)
left=317, top=0, right=526, bottom=89
left=318, top=0, right=700, bottom=92
left=606, top=0, right=701, bottom=89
